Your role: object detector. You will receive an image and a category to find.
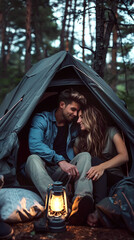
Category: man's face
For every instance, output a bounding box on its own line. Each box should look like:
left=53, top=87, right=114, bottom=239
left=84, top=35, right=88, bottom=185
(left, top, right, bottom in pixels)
left=61, top=101, right=80, bottom=122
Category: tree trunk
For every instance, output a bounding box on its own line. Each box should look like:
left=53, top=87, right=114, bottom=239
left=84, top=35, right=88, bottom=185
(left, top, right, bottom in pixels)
left=93, top=0, right=105, bottom=77
left=94, top=0, right=116, bottom=78
left=60, top=0, right=69, bottom=50
left=32, top=0, right=41, bottom=60
left=0, top=11, right=6, bottom=77
left=5, top=34, right=14, bottom=67
left=82, top=0, right=86, bottom=62
left=25, top=0, right=32, bottom=72
left=111, top=23, right=118, bottom=90
left=66, top=0, right=72, bottom=51
left=70, top=0, right=77, bottom=54
left=111, top=1, right=118, bottom=90
left=103, top=12, right=116, bottom=68
left=88, top=0, right=93, bottom=51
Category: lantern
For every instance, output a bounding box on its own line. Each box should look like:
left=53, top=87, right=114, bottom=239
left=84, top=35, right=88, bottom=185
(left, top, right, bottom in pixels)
left=45, top=181, right=68, bottom=232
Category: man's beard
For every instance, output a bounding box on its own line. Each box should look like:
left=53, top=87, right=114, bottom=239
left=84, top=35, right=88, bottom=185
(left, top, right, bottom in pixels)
left=63, top=113, right=77, bottom=123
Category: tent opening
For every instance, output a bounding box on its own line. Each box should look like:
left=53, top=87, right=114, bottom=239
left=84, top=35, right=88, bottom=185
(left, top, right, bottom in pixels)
left=16, top=65, right=130, bottom=186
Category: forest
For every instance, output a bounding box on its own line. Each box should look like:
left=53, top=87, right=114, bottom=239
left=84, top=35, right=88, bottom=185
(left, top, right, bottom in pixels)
left=0, top=0, right=134, bottom=116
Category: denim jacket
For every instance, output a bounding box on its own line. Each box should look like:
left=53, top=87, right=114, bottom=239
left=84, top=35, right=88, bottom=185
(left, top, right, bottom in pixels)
left=29, top=109, right=79, bottom=164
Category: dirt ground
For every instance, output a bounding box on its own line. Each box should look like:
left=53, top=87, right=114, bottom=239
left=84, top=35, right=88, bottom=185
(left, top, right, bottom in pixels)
left=10, top=221, right=134, bottom=240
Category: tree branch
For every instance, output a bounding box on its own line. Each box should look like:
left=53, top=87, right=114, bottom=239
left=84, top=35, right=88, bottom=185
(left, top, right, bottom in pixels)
left=118, top=23, right=134, bottom=26
left=120, top=0, right=134, bottom=21
left=79, top=44, right=95, bottom=54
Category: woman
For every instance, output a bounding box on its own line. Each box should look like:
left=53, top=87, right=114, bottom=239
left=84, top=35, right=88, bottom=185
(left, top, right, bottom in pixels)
left=74, top=105, right=129, bottom=226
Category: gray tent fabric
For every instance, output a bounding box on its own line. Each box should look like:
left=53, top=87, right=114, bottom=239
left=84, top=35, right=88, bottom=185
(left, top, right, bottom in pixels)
left=0, top=51, right=134, bottom=183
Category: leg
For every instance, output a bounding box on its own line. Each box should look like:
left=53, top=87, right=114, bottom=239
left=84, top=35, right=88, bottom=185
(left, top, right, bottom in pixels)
left=87, top=157, right=108, bottom=227
left=25, top=154, right=54, bottom=199
left=91, top=157, right=108, bottom=204
left=71, top=152, right=93, bottom=201
left=68, top=152, right=94, bottom=226
left=51, top=152, right=93, bottom=200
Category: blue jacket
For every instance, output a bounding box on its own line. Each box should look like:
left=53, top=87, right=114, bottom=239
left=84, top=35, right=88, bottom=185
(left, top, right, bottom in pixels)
left=29, top=109, right=79, bottom=165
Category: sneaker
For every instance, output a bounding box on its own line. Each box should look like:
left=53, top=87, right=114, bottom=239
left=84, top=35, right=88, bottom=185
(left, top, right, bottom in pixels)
left=0, top=221, right=14, bottom=239
left=68, top=195, right=94, bottom=226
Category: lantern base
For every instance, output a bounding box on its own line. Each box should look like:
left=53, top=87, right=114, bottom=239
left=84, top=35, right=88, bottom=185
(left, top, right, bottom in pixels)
left=48, top=218, right=66, bottom=232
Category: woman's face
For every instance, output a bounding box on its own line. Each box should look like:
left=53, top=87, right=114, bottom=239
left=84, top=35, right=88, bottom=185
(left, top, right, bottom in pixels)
left=77, top=110, right=86, bottom=130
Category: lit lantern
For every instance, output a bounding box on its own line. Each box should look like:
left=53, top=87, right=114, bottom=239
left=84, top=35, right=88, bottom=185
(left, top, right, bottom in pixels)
left=46, top=181, right=68, bottom=232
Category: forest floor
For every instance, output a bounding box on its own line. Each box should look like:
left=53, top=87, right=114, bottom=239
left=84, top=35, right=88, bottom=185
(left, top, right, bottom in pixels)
left=10, top=221, right=134, bottom=240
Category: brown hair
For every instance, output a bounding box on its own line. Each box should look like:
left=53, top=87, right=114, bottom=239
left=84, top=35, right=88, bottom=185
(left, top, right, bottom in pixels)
left=58, top=89, right=87, bottom=109
left=78, top=106, right=107, bottom=157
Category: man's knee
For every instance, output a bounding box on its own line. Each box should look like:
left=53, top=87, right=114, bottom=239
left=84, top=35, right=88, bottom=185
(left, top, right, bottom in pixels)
left=77, top=152, right=91, bottom=162
left=25, top=154, right=42, bottom=171
left=76, top=152, right=92, bottom=168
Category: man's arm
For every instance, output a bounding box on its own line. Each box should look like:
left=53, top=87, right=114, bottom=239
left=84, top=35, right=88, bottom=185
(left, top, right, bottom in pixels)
left=29, top=114, right=66, bottom=164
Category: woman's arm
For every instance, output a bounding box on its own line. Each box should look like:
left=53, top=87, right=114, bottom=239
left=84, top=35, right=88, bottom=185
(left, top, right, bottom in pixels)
left=86, top=133, right=129, bottom=181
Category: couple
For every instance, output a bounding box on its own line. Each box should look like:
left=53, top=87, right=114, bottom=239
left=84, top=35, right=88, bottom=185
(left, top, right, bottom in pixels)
left=25, top=88, right=129, bottom=227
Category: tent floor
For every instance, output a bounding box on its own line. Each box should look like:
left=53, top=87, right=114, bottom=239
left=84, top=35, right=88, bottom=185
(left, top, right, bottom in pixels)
left=11, top=221, right=133, bottom=239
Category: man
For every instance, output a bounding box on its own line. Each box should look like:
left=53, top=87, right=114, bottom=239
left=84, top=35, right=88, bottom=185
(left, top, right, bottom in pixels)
left=25, top=89, right=94, bottom=225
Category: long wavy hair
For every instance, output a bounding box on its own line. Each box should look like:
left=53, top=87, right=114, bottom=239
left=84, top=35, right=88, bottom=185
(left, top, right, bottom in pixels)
left=77, top=106, right=107, bottom=157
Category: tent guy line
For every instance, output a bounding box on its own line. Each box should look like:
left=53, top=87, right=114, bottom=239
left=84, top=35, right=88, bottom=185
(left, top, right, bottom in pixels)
left=0, top=97, right=23, bottom=121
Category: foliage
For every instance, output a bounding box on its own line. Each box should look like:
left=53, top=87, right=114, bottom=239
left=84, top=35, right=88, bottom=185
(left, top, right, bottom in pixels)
left=116, top=89, right=134, bottom=117
left=0, top=0, right=60, bottom=102
left=0, top=0, right=134, bottom=117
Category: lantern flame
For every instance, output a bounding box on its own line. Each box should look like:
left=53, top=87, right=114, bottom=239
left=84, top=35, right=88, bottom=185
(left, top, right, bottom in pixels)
left=50, top=194, right=64, bottom=212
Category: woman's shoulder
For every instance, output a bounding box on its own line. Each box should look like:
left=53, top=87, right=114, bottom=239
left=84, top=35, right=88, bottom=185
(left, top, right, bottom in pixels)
left=107, top=126, right=120, bottom=139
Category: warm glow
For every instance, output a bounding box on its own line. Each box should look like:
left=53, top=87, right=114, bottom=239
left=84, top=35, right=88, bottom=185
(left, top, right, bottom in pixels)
left=50, top=194, right=64, bottom=212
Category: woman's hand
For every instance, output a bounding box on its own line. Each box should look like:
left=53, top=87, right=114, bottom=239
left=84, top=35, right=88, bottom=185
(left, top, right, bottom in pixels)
left=86, top=164, right=104, bottom=181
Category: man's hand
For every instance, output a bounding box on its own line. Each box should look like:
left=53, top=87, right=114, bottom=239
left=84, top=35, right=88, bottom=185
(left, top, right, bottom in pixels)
left=58, top=160, right=79, bottom=178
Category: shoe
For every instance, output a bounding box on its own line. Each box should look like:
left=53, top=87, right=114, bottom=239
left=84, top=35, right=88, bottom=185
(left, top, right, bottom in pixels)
left=68, top=195, right=94, bottom=226
left=0, top=221, right=14, bottom=239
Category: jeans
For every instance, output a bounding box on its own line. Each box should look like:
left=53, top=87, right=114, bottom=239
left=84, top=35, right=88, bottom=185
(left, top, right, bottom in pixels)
left=91, top=157, right=108, bottom=204
left=25, top=152, right=93, bottom=201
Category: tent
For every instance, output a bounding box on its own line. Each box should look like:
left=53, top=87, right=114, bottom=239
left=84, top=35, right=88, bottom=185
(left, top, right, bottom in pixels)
left=0, top=51, right=134, bottom=186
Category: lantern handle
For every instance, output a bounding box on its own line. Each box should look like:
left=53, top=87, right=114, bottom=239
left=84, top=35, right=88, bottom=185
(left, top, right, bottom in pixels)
left=45, top=186, right=51, bottom=218
left=65, top=175, right=72, bottom=189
